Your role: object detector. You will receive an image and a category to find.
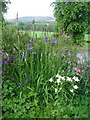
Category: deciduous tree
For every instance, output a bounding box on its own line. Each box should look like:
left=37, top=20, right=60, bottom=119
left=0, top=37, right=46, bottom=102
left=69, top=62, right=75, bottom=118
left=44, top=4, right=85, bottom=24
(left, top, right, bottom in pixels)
left=53, top=1, right=88, bottom=45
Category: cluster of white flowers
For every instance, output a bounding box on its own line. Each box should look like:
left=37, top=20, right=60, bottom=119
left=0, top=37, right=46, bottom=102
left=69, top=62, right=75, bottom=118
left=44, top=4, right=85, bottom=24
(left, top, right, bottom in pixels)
left=72, top=76, right=80, bottom=82
left=49, top=74, right=80, bottom=83
left=48, top=74, right=80, bottom=93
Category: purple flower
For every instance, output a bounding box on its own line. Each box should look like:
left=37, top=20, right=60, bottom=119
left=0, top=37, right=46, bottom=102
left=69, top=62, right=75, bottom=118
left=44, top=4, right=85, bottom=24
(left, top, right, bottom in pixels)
left=19, top=82, right=22, bottom=86
left=27, top=44, right=33, bottom=51
left=26, top=79, right=29, bottom=83
left=2, top=57, right=10, bottom=65
left=29, top=47, right=33, bottom=51
left=52, top=38, right=57, bottom=45
left=0, top=71, right=2, bottom=75
left=31, top=37, right=34, bottom=41
left=45, top=36, right=49, bottom=39
left=6, top=57, right=10, bottom=64
left=27, top=44, right=32, bottom=47
left=52, top=41, right=57, bottom=44
left=34, top=40, right=36, bottom=42
left=44, top=36, right=49, bottom=42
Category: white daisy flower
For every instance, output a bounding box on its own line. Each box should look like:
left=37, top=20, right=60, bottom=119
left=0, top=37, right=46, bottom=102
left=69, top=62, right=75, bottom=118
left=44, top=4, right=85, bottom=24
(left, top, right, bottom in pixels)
left=73, top=85, right=78, bottom=89
left=49, top=78, right=53, bottom=82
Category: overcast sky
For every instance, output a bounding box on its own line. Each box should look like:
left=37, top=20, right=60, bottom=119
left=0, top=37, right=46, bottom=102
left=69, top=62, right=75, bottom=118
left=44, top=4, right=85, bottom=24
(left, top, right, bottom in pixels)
left=5, top=0, right=55, bottom=19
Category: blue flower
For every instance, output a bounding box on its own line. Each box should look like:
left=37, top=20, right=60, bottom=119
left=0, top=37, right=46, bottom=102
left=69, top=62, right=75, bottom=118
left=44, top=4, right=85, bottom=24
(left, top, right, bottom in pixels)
left=0, top=71, right=2, bottom=75
left=52, top=38, right=57, bottom=45
left=52, top=41, right=57, bottom=44
left=26, top=79, right=29, bottom=83
left=29, top=47, right=33, bottom=51
left=45, top=36, right=49, bottom=39
left=27, top=44, right=33, bottom=51
left=31, top=37, right=34, bottom=41
left=2, top=57, right=10, bottom=64
left=44, top=36, right=49, bottom=42
left=19, top=82, right=22, bottom=86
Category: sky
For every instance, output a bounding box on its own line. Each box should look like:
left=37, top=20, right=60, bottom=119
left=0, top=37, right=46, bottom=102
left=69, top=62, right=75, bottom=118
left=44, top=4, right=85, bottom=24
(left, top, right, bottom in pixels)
left=5, top=0, right=55, bottom=19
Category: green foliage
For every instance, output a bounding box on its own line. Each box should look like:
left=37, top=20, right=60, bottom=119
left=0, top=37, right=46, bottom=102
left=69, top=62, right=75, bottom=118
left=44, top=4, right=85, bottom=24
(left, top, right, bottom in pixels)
left=2, top=23, right=89, bottom=118
left=53, top=2, right=88, bottom=45
left=0, top=0, right=10, bottom=20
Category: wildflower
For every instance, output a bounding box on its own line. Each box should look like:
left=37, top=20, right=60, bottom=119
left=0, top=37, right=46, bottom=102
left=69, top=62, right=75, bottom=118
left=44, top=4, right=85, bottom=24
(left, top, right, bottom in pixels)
left=52, top=41, right=57, bottom=45
left=49, top=78, right=53, bottom=82
left=27, top=44, right=33, bottom=51
left=56, top=78, right=60, bottom=84
left=31, top=37, right=34, bottom=41
left=3, top=57, right=10, bottom=64
left=73, top=67, right=81, bottom=72
left=0, top=71, right=2, bottom=75
left=61, top=76, right=65, bottom=80
left=56, top=74, right=60, bottom=78
left=72, top=76, right=80, bottom=82
left=29, top=47, right=33, bottom=51
left=26, top=79, right=29, bottom=83
left=19, top=82, right=22, bottom=86
left=52, top=38, right=57, bottom=45
left=45, top=36, right=49, bottom=39
left=55, top=88, right=58, bottom=93
left=73, top=85, right=78, bottom=89
left=67, top=77, right=72, bottom=82
left=70, top=89, right=74, bottom=93
left=88, top=64, right=90, bottom=67
left=59, top=88, right=62, bottom=91
left=34, top=40, right=36, bottom=42
left=81, top=70, right=85, bottom=72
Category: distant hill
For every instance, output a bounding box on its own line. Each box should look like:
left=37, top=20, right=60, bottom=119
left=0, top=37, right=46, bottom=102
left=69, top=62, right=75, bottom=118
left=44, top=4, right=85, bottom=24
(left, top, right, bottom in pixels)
left=8, top=16, right=55, bottom=23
